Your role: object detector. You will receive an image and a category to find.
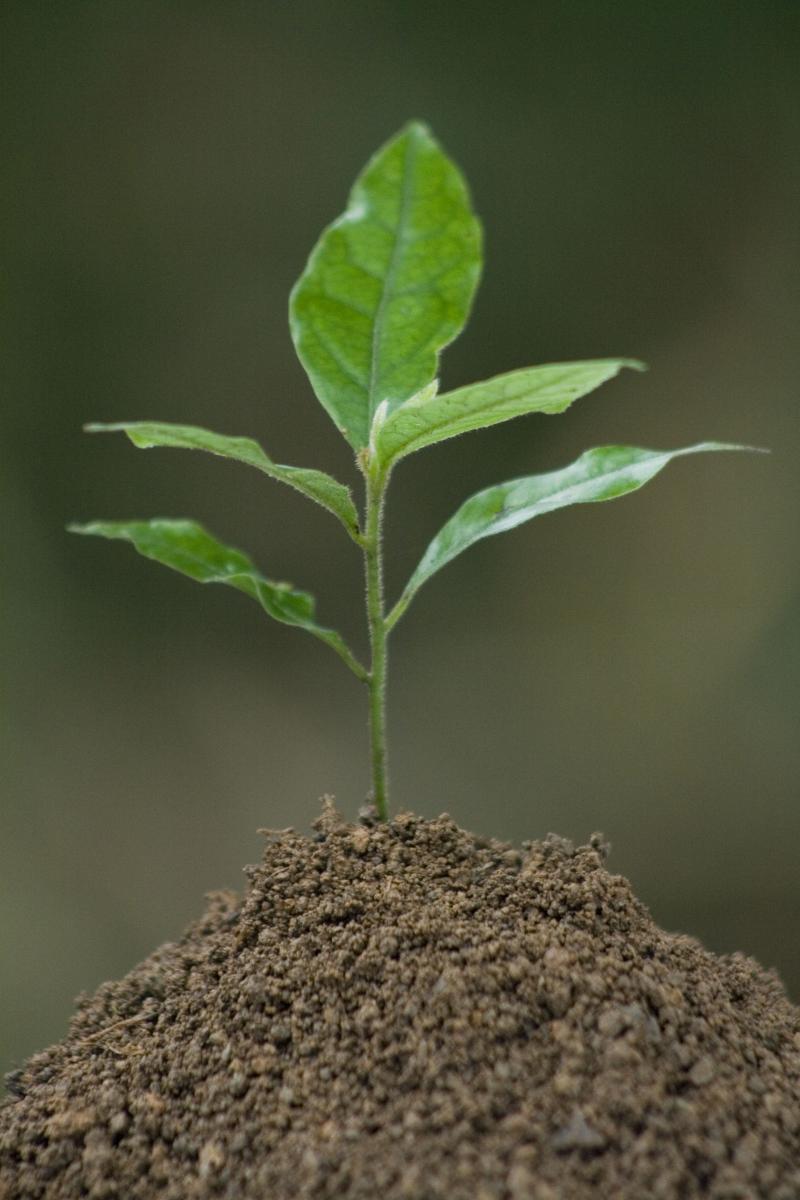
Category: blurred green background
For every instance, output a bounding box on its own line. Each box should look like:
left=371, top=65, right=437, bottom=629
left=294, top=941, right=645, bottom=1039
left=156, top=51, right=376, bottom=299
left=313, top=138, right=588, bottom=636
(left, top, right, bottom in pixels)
left=3, top=1, right=799, bottom=1080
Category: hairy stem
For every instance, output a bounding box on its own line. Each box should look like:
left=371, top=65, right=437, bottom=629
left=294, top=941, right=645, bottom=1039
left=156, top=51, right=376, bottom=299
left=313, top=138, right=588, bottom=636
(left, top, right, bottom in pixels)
left=364, top=467, right=389, bottom=819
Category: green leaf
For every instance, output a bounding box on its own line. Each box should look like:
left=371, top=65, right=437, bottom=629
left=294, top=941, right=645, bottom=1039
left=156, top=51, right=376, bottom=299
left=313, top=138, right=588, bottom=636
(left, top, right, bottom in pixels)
left=374, top=359, right=644, bottom=469
left=85, top=422, right=361, bottom=541
left=68, top=518, right=367, bottom=679
left=289, top=121, right=482, bottom=452
left=387, top=442, right=758, bottom=627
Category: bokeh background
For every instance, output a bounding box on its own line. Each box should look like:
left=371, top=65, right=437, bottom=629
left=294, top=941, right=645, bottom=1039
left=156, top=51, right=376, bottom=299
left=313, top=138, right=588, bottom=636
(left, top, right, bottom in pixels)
left=3, top=1, right=799, bottom=1080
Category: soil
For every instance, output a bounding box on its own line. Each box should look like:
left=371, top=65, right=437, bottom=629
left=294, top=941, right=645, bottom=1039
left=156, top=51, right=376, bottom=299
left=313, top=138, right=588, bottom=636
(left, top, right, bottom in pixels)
left=2, top=804, right=799, bottom=1200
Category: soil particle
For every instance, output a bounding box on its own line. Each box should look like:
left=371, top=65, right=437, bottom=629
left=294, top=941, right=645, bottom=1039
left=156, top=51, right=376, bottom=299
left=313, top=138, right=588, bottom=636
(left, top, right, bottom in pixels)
left=2, top=805, right=799, bottom=1199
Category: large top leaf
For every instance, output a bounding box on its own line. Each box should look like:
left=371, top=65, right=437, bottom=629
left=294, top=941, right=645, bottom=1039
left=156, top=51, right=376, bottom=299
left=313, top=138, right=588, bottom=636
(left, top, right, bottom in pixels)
left=290, top=121, right=482, bottom=451
left=387, top=442, right=754, bottom=626
left=85, top=421, right=361, bottom=541
left=373, top=359, right=643, bottom=470
left=69, top=518, right=367, bottom=678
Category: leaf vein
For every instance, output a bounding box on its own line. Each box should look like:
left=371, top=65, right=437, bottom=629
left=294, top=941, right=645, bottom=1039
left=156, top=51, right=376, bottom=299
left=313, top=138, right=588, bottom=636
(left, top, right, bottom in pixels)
left=308, top=324, right=368, bottom=392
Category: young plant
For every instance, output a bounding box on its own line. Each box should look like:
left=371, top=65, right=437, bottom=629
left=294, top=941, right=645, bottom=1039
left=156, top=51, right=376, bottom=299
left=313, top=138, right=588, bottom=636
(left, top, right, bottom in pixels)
left=70, top=121, right=754, bottom=821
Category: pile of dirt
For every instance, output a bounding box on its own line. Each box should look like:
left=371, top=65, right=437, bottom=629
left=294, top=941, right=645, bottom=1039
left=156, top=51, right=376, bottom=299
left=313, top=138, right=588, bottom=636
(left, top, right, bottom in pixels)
left=2, top=805, right=799, bottom=1199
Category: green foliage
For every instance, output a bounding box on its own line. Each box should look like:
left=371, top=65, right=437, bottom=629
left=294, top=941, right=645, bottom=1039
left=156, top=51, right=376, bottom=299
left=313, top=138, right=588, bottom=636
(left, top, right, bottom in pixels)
left=68, top=519, right=366, bottom=677
left=289, top=121, right=481, bottom=451
left=387, top=443, right=750, bottom=627
left=85, top=422, right=360, bottom=539
left=373, top=359, right=644, bottom=469
left=72, top=122, right=760, bottom=820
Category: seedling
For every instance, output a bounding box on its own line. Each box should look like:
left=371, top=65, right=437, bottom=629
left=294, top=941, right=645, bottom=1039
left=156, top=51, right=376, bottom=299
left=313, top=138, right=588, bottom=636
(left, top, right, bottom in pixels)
left=70, top=121, right=755, bottom=821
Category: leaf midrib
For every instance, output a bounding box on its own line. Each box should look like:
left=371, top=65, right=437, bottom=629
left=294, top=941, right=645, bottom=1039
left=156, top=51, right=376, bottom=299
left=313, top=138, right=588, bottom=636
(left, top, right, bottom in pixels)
left=367, top=131, right=418, bottom=427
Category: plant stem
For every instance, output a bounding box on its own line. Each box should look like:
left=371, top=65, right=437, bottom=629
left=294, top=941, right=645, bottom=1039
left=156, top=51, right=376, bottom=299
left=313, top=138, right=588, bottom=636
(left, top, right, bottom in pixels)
left=364, top=466, right=389, bottom=819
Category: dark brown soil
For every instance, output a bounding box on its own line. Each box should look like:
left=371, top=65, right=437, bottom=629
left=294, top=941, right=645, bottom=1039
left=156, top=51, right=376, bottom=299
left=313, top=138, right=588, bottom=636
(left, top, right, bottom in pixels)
left=2, top=805, right=799, bottom=1199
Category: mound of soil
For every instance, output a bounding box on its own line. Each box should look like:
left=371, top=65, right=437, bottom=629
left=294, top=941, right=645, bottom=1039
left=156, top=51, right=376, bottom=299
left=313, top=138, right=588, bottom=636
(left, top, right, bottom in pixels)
left=2, top=805, right=799, bottom=1199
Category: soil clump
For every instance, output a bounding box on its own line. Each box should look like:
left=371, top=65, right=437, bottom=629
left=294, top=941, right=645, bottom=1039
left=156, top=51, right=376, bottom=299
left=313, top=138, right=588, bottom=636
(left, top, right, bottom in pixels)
left=2, top=804, right=799, bottom=1199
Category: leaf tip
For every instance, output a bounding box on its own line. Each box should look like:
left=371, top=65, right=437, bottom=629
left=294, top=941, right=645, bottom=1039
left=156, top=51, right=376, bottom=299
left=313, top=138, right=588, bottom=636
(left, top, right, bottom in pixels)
left=402, top=117, right=433, bottom=140
left=711, top=441, right=771, bottom=455
left=83, top=421, right=130, bottom=434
